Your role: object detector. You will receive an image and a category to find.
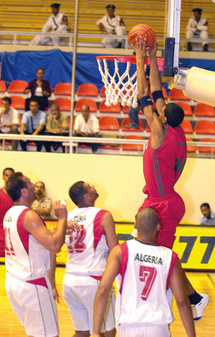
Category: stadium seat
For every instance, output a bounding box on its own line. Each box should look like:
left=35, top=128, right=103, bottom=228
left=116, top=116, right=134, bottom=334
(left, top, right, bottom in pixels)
left=194, top=103, right=215, bottom=117
left=194, top=120, right=215, bottom=135
left=186, top=137, right=196, bottom=153
left=0, top=97, right=2, bottom=105
left=75, top=98, right=97, bottom=112
left=0, top=80, right=6, bottom=93
left=121, top=118, right=144, bottom=132
left=169, top=88, right=190, bottom=101
left=100, top=86, right=106, bottom=97
left=8, top=80, right=28, bottom=93
left=99, top=116, right=119, bottom=131
left=77, top=83, right=98, bottom=97
left=122, top=135, right=143, bottom=151
left=176, top=102, right=193, bottom=116
left=10, top=95, right=25, bottom=110
left=54, top=82, right=72, bottom=95
left=197, top=138, right=215, bottom=153
left=99, top=100, right=121, bottom=113
left=53, top=97, right=71, bottom=111
left=180, top=119, right=194, bottom=134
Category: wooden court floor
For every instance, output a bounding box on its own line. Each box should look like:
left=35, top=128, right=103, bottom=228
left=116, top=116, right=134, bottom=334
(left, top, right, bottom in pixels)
left=0, top=264, right=214, bottom=337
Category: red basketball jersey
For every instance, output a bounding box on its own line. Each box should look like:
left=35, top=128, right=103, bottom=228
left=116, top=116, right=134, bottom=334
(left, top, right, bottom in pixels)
left=143, top=125, right=187, bottom=197
left=0, top=188, right=13, bottom=257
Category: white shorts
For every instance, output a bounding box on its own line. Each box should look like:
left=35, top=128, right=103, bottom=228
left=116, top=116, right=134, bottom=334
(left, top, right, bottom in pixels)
left=6, top=273, right=58, bottom=337
left=63, top=273, right=115, bottom=334
left=118, top=322, right=170, bottom=337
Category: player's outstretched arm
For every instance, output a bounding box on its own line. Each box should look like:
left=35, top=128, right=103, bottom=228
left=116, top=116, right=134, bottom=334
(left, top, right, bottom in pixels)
left=24, top=201, right=67, bottom=253
left=170, top=258, right=196, bottom=337
left=93, top=245, right=121, bottom=336
left=101, top=211, right=118, bottom=250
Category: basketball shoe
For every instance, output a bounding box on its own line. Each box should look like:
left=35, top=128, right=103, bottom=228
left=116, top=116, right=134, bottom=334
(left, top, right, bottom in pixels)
left=191, top=293, right=209, bottom=323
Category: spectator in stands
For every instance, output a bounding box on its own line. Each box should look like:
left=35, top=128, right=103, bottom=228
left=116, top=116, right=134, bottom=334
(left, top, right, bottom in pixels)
left=199, top=202, right=215, bottom=225
left=0, top=97, right=19, bottom=151
left=24, top=68, right=52, bottom=112
left=30, top=3, right=69, bottom=46
left=73, top=104, right=100, bottom=153
left=31, top=181, right=53, bottom=219
left=96, top=4, right=127, bottom=48
left=20, top=98, right=49, bottom=152
left=45, top=103, right=69, bottom=152
left=186, top=8, right=209, bottom=51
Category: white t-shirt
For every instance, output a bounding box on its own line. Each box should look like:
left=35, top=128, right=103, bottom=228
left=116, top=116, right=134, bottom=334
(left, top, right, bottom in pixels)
left=0, top=107, right=19, bottom=133
left=74, top=114, right=99, bottom=133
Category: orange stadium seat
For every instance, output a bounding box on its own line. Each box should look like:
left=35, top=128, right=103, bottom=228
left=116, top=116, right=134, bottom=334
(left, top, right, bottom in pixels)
left=194, top=120, right=215, bottom=135
left=121, top=118, right=144, bottom=132
left=122, top=135, right=143, bottom=151
left=100, top=86, right=106, bottom=97
left=53, top=97, right=71, bottom=111
left=180, top=119, right=193, bottom=134
left=0, top=80, right=6, bottom=93
left=194, top=103, right=215, bottom=117
left=99, top=100, right=121, bottom=113
left=169, top=88, right=190, bottom=101
left=186, top=137, right=196, bottom=153
left=77, top=83, right=98, bottom=97
left=54, top=82, right=72, bottom=95
left=99, top=116, right=119, bottom=131
left=197, top=138, right=215, bottom=153
left=0, top=97, right=2, bottom=105
left=75, top=98, right=97, bottom=112
left=176, top=102, right=193, bottom=116
left=8, top=80, right=28, bottom=93
left=10, top=95, right=25, bottom=110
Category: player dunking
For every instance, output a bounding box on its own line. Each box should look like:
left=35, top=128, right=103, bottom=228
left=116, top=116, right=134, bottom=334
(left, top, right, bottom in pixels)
left=133, top=38, right=208, bottom=322
left=93, top=208, right=196, bottom=337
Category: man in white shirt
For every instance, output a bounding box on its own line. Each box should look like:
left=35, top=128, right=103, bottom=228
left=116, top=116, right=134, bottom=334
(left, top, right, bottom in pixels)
left=186, top=8, right=209, bottom=51
left=74, top=104, right=101, bottom=153
left=0, top=96, right=19, bottom=151
left=199, top=203, right=215, bottom=225
left=96, top=4, right=127, bottom=48
left=30, top=3, right=69, bottom=46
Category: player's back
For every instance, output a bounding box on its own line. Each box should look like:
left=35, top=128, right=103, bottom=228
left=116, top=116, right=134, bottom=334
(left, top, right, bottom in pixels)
left=4, top=205, right=50, bottom=280
left=116, top=239, right=177, bottom=325
left=143, top=124, right=187, bottom=197
left=65, top=207, right=109, bottom=277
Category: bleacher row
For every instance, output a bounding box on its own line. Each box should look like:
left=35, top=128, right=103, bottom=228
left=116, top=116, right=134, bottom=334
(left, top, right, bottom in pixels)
left=1, top=80, right=215, bottom=156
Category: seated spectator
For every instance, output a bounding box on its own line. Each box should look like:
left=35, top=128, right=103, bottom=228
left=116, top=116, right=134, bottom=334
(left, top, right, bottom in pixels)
left=31, top=181, right=53, bottom=219
left=0, top=97, right=19, bottom=151
left=199, top=203, right=215, bottom=225
left=73, top=104, right=101, bottom=153
left=24, top=68, right=52, bottom=112
left=20, top=98, right=49, bottom=152
left=30, top=3, right=69, bottom=46
left=45, top=103, right=69, bottom=152
left=186, top=8, right=209, bottom=51
left=96, top=4, right=127, bottom=48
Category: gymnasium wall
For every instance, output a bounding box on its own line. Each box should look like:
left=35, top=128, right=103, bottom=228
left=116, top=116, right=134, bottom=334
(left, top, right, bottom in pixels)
left=0, top=151, right=214, bottom=224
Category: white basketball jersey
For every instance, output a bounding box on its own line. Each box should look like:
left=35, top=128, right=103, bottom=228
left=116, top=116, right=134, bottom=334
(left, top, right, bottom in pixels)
left=65, top=207, right=109, bottom=277
left=4, top=205, right=50, bottom=280
left=116, top=239, right=177, bottom=326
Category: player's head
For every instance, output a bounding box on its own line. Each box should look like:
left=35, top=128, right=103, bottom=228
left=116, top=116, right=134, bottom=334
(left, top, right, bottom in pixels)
left=6, top=172, right=35, bottom=202
left=136, top=208, right=159, bottom=235
left=192, top=8, right=202, bottom=21
left=69, top=181, right=98, bottom=207
left=51, top=3, right=60, bottom=15
left=200, top=203, right=211, bottom=219
left=2, top=167, right=15, bottom=185
left=164, top=103, right=184, bottom=128
left=106, top=4, right=115, bottom=17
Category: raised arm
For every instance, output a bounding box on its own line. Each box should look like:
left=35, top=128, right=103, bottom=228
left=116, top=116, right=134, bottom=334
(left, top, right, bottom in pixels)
left=93, top=245, right=121, bottom=337
left=101, top=211, right=118, bottom=250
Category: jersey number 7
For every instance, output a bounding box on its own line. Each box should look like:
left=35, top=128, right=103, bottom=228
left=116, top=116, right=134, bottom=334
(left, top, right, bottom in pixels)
left=139, top=265, right=157, bottom=300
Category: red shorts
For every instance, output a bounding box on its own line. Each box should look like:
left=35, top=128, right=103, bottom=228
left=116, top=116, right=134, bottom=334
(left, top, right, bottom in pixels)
left=137, top=191, right=185, bottom=249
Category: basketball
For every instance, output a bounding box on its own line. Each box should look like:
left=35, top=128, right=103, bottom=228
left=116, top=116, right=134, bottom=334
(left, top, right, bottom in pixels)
left=128, top=24, right=156, bottom=48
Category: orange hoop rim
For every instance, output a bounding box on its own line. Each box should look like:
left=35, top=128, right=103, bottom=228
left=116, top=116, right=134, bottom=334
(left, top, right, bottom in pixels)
left=96, top=56, right=164, bottom=70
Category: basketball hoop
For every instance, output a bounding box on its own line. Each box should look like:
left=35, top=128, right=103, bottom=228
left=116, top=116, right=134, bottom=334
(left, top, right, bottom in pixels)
left=96, top=55, right=164, bottom=108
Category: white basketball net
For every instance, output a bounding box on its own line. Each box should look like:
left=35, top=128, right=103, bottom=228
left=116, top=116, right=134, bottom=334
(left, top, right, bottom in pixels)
left=97, top=58, right=138, bottom=108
